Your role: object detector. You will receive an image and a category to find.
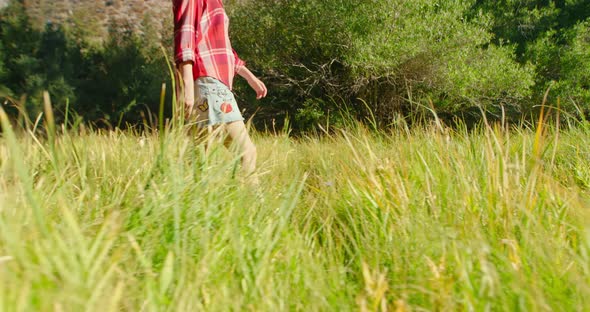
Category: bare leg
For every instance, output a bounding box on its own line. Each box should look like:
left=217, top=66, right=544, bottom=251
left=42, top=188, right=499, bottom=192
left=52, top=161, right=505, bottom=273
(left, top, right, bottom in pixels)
left=224, top=120, right=257, bottom=180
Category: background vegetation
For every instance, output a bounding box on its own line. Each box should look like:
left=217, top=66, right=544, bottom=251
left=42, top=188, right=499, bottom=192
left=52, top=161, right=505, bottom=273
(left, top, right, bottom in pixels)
left=0, top=0, right=589, bottom=130
left=0, top=0, right=171, bottom=127
left=1, top=1, right=590, bottom=310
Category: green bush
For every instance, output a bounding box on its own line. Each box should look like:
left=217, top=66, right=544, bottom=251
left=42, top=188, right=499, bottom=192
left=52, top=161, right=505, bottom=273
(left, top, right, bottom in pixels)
left=72, top=30, right=169, bottom=126
left=1, top=0, right=587, bottom=130
left=526, top=20, right=590, bottom=114
left=0, top=40, right=5, bottom=84
left=0, top=2, right=79, bottom=119
left=230, top=0, right=535, bottom=129
left=470, top=0, right=590, bottom=53
left=346, top=0, right=535, bottom=121
left=0, top=1, right=170, bottom=127
left=228, top=0, right=352, bottom=129
left=468, top=0, right=561, bottom=55
left=472, top=0, right=590, bottom=117
left=555, top=21, right=590, bottom=110
left=0, top=1, right=41, bottom=110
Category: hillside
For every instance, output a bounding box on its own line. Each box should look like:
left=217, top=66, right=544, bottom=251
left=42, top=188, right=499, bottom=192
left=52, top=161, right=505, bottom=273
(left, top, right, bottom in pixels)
left=21, top=0, right=172, bottom=42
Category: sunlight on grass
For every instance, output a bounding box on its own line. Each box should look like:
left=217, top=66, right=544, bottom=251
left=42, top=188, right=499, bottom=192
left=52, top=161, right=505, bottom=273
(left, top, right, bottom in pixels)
left=1, top=114, right=590, bottom=310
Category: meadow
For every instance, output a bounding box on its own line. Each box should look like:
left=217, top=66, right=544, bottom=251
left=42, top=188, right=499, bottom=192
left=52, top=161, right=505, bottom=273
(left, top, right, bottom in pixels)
left=1, top=107, right=590, bottom=311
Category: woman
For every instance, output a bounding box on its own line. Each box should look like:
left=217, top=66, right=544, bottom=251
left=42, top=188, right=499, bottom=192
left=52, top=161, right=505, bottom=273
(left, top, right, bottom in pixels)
left=173, top=0, right=267, bottom=179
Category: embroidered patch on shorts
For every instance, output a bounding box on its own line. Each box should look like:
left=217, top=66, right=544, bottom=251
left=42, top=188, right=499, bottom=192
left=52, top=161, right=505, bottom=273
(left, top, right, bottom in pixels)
left=220, top=102, right=233, bottom=113
left=198, top=100, right=209, bottom=112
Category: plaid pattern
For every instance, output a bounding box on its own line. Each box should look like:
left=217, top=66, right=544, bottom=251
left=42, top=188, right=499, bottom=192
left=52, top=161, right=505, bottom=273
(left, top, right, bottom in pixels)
left=173, top=0, right=245, bottom=90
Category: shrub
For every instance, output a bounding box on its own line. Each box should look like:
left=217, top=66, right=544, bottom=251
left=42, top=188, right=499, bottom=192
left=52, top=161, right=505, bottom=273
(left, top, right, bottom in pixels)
left=473, top=0, right=590, bottom=117
left=0, top=1, right=171, bottom=127
left=0, top=0, right=42, bottom=111
left=346, top=0, right=535, bottom=122
left=554, top=21, right=590, bottom=110
left=229, top=0, right=535, bottom=130
left=3, top=0, right=586, bottom=130
left=73, top=29, right=169, bottom=127
left=527, top=20, right=590, bottom=114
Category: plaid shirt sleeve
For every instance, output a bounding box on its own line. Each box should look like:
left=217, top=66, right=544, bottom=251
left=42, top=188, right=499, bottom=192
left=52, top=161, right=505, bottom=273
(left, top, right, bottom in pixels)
left=173, top=0, right=197, bottom=65
left=233, top=49, right=246, bottom=74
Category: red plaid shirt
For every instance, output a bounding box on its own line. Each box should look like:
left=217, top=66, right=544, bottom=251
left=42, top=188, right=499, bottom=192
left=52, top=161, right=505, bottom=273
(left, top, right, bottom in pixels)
left=173, top=0, right=245, bottom=90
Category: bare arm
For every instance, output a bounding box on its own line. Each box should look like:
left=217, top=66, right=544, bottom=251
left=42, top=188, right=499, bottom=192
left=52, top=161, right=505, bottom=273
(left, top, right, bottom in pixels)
left=179, top=62, right=195, bottom=113
left=237, top=66, right=267, bottom=99
left=173, top=0, right=198, bottom=114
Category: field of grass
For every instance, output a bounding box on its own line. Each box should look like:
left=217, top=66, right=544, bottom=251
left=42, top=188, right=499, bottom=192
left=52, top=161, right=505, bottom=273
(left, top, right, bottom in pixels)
left=1, top=109, right=590, bottom=311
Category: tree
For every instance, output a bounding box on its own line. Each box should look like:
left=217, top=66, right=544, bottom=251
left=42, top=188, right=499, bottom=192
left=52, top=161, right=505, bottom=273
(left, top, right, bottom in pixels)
left=0, top=0, right=44, bottom=116
left=471, top=1, right=590, bottom=111
left=230, top=0, right=535, bottom=129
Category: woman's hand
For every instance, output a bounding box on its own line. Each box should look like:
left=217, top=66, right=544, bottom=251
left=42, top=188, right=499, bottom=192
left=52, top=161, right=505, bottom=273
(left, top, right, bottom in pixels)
left=238, top=66, right=267, bottom=99
left=180, top=62, right=195, bottom=117
left=247, top=76, right=267, bottom=99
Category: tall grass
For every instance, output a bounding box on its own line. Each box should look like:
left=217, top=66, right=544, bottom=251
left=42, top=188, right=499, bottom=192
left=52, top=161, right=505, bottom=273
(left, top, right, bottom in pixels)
left=1, top=107, right=589, bottom=311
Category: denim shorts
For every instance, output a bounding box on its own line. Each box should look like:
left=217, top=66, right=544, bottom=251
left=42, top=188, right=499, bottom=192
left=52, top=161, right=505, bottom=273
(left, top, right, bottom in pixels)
left=192, top=77, right=244, bottom=127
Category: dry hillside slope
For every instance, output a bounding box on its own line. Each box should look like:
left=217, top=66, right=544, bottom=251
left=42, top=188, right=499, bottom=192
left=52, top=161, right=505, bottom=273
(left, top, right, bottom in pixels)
left=21, top=0, right=172, bottom=41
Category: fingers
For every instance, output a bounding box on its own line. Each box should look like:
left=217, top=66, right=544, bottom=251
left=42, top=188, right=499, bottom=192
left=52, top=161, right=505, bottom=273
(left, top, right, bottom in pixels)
left=256, top=81, right=268, bottom=99
left=184, top=101, right=194, bottom=119
left=184, top=107, right=192, bottom=119
left=262, top=82, right=268, bottom=98
left=248, top=78, right=268, bottom=100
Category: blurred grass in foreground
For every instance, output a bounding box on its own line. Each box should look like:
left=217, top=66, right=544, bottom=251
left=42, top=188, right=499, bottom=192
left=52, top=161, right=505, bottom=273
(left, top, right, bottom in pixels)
left=1, top=108, right=590, bottom=311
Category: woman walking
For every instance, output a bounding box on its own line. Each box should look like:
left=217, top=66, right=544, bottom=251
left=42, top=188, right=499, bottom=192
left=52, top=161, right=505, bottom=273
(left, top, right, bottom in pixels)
left=173, top=0, right=267, bottom=179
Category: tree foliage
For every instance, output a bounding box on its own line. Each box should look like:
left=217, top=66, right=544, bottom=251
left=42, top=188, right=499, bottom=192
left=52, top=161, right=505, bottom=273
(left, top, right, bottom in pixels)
left=471, top=0, right=590, bottom=112
left=230, top=0, right=535, bottom=128
left=0, top=0, right=588, bottom=130
left=0, top=0, right=169, bottom=126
